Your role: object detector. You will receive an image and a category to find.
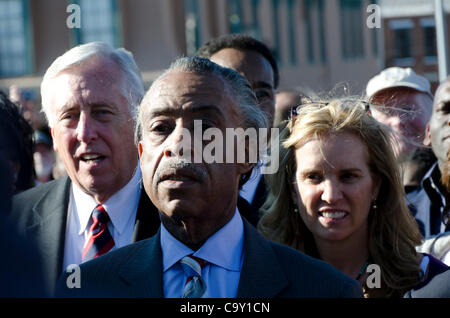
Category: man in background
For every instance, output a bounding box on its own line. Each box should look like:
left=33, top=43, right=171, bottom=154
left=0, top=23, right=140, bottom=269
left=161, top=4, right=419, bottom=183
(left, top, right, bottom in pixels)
left=196, top=34, right=279, bottom=222
left=366, top=67, right=433, bottom=162
left=407, top=77, right=450, bottom=237
left=33, top=129, right=55, bottom=185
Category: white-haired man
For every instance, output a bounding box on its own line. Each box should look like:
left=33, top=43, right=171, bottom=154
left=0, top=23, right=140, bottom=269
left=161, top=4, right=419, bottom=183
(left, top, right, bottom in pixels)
left=10, top=42, right=160, bottom=295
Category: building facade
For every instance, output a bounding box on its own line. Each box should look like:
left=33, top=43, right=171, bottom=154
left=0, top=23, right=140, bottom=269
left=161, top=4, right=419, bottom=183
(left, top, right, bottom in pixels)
left=0, top=0, right=381, bottom=100
left=380, top=0, right=450, bottom=94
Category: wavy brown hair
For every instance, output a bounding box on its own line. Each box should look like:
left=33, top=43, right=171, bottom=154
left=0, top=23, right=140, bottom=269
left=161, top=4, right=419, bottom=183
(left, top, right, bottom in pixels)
left=258, top=98, right=424, bottom=297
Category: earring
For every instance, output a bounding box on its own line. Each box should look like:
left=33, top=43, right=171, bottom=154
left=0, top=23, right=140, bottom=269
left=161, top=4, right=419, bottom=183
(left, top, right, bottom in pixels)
left=371, top=201, right=377, bottom=212
left=293, top=205, right=299, bottom=213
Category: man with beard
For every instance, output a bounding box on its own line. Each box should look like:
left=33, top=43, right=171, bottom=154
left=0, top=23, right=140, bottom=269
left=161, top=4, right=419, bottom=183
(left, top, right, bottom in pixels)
left=407, top=78, right=450, bottom=238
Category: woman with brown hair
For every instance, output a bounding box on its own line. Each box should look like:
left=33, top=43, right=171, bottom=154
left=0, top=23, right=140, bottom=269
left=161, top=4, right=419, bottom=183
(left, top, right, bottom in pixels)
left=258, top=97, right=449, bottom=297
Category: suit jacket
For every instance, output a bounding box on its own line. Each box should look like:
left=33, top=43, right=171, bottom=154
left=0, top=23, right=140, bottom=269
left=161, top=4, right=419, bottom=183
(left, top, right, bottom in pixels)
left=56, top=219, right=363, bottom=298
left=9, top=176, right=161, bottom=295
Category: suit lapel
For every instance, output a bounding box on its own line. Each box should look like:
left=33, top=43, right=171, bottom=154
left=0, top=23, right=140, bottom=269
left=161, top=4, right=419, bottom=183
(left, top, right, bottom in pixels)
left=131, top=184, right=161, bottom=242
left=119, top=230, right=164, bottom=297
left=237, top=220, right=289, bottom=297
left=27, top=176, right=71, bottom=290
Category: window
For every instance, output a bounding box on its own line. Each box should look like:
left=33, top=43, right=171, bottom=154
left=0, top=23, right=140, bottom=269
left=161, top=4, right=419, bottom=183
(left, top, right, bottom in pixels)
left=0, top=0, right=32, bottom=77
left=389, top=19, right=414, bottom=66
left=249, top=0, right=261, bottom=39
left=185, top=0, right=201, bottom=56
left=340, top=0, right=364, bottom=59
left=228, top=0, right=243, bottom=34
left=272, top=0, right=281, bottom=63
left=304, top=0, right=327, bottom=64
left=287, top=0, right=297, bottom=65
left=304, top=0, right=315, bottom=63
left=227, top=0, right=261, bottom=39
left=317, top=0, right=326, bottom=63
left=421, top=18, right=437, bottom=64
left=394, top=29, right=412, bottom=58
left=71, top=0, right=122, bottom=48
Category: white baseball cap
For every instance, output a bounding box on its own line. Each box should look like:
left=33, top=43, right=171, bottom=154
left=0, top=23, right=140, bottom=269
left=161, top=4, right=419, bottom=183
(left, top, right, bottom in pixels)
left=366, top=67, right=432, bottom=99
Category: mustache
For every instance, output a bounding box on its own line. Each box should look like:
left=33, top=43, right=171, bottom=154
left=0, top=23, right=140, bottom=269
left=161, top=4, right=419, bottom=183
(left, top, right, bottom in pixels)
left=155, top=158, right=206, bottom=183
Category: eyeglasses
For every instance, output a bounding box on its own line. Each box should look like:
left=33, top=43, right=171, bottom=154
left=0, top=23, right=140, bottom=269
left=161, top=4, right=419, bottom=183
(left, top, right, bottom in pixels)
left=289, top=100, right=372, bottom=121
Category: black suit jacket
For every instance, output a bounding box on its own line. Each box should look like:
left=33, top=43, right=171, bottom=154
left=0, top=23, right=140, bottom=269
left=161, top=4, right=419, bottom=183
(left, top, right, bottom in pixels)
left=57, top=219, right=363, bottom=298
left=9, top=176, right=160, bottom=295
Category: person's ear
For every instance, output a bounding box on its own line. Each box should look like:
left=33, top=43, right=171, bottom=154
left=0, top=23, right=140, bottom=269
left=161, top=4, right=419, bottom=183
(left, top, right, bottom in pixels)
left=138, top=142, right=143, bottom=159
left=423, top=123, right=431, bottom=146
left=50, top=128, right=58, bottom=152
left=372, top=174, right=382, bottom=202
left=289, top=174, right=300, bottom=206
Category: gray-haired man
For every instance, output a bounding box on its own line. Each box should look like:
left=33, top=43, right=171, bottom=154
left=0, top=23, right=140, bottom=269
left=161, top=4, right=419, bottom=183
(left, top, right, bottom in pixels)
left=10, top=42, right=160, bottom=295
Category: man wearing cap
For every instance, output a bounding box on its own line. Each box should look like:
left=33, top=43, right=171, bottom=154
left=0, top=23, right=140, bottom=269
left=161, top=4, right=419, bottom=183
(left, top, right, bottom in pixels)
left=366, top=67, right=433, bottom=162
left=367, top=67, right=437, bottom=237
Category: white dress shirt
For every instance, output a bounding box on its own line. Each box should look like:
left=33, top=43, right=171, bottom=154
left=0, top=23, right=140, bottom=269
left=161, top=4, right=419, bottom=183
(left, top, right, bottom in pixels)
left=161, top=208, right=245, bottom=298
left=239, top=167, right=261, bottom=204
left=62, top=166, right=142, bottom=271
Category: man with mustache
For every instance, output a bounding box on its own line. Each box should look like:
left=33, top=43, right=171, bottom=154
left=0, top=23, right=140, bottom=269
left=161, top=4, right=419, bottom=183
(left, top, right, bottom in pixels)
left=9, top=42, right=160, bottom=295
left=57, top=57, right=362, bottom=298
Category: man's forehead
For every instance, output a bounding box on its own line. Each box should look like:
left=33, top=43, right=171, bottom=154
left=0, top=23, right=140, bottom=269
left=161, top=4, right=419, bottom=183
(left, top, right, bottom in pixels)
left=435, top=81, right=450, bottom=103
left=57, top=59, right=121, bottom=87
left=147, top=71, right=228, bottom=101
left=142, top=70, right=236, bottom=116
left=210, top=48, right=274, bottom=88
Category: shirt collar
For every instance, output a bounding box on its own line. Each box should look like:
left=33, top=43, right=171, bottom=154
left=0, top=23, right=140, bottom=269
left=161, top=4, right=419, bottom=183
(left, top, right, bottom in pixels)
left=160, top=208, right=244, bottom=272
left=421, top=162, right=438, bottom=186
left=73, top=165, right=142, bottom=235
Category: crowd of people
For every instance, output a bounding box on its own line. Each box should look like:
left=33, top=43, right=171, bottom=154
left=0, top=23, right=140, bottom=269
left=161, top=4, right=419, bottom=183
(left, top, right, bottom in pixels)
left=1, top=34, right=450, bottom=298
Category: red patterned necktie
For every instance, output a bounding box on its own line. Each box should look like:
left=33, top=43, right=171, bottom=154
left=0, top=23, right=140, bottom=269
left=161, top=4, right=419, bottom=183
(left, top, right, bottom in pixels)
left=82, top=205, right=115, bottom=261
left=180, top=255, right=207, bottom=298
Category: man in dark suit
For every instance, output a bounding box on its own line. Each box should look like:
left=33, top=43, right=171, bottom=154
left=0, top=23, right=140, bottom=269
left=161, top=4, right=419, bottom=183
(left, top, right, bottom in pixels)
left=10, top=42, right=160, bottom=296
left=57, top=57, right=362, bottom=298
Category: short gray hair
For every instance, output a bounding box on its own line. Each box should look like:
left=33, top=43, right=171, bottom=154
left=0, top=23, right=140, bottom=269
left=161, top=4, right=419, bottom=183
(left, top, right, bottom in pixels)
left=41, top=41, right=144, bottom=127
left=136, top=56, right=269, bottom=143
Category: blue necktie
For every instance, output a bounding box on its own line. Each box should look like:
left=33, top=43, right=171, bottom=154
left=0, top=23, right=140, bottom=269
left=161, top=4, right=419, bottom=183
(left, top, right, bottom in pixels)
left=180, top=255, right=207, bottom=298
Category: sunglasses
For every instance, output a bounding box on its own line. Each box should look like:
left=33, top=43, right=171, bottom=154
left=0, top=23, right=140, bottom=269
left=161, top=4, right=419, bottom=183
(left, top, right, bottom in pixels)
left=289, top=100, right=372, bottom=121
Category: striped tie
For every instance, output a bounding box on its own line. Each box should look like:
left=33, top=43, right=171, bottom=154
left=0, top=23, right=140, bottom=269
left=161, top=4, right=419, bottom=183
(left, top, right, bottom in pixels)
left=82, top=205, right=115, bottom=261
left=180, top=255, right=207, bottom=298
